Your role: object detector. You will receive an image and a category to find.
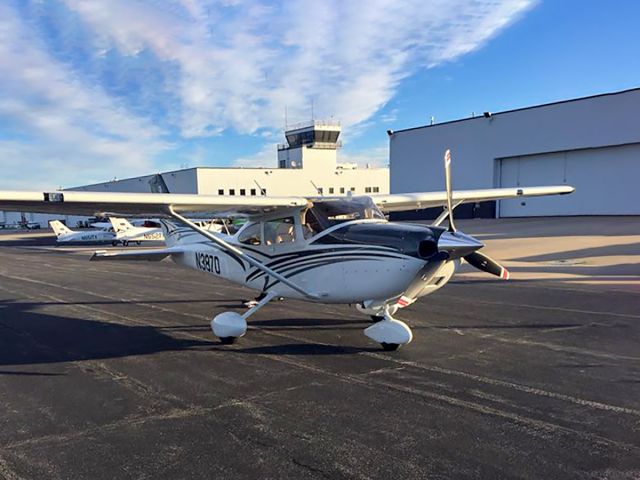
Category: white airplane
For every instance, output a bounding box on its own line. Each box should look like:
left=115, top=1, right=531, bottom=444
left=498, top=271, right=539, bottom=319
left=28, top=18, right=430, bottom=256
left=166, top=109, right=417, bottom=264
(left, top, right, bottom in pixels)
left=49, top=220, right=116, bottom=244
left=0, top=151, right=574, bottom=350
left=109, top=217, right=165, bottom=246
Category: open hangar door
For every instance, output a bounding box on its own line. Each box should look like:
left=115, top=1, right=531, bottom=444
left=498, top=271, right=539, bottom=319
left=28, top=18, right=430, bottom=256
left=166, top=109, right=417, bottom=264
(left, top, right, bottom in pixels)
left=498, top=144, right=640, bottom=217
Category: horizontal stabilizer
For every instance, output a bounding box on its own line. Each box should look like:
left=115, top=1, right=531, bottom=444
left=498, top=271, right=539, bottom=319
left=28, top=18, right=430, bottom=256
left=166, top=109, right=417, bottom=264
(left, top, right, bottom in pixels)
left=91, top=247, right=184, bottom=262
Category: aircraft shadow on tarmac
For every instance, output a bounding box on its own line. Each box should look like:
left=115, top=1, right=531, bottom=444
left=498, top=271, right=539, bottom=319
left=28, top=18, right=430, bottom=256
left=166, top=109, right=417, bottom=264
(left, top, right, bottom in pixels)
left=0, top=300, right=382, bottom=367
left=0, top=299, right=211, bottom=368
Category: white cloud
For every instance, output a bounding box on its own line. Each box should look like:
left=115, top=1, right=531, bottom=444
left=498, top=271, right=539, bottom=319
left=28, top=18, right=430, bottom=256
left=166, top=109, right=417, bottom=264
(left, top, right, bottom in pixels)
left=61, top=0, right=534, bottom=136
left=0, top=0, right=534, bottom=189
left=339, top=145, right=389, bottom=169
left=234, top=143, right=279, bottom=168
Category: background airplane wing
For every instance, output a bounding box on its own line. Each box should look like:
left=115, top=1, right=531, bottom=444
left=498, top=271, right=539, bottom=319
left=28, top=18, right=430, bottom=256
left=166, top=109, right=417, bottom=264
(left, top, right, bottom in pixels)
left=0, top=191, right=308, bottom=217
left=91, top=246, right=185, bottom=261
left=370, top=185, right=574, bottom=212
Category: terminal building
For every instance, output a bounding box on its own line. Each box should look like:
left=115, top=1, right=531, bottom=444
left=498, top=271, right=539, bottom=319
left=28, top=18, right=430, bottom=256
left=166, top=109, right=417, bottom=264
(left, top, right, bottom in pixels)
left=2, top=121, right=389, bottom=227
left=390, top=87, right=640, bottom=218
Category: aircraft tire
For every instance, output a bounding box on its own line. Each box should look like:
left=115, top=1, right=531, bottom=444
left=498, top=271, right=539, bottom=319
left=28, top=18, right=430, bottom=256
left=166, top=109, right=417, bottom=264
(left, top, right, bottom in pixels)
left=122, top=240, right=129, bottom=247
left=370, top=315, right=384, bottom=322
left=381, top=342, right=400, bottom=351
left=219, top=336, right=237, bottom=345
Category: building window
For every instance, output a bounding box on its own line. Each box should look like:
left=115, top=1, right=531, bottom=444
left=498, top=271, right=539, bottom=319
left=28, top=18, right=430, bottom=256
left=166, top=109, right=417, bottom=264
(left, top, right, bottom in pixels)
left=317, top=187, right=323, bottom=195
left=261, top=189, right=267, bottom=195
left=340, top=187, right=345, bottom=194
left=329, top=187, right=334, bottom=194
left=250, top=188, right=256, bottom=196
left=373, top=186, right=380, bottom=193
left=218, top=189, right=224, bottom=195
left=240, top=189, right=246, bottom=196
left=350, top=187, right=356, bottom=192
left=229, top=189, right=235, bottom=196
left=365, top=187, right=372, bottom=193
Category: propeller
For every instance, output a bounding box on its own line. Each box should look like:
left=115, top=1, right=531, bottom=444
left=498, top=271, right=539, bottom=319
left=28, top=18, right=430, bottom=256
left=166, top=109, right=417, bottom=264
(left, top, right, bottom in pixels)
left=442, top=149, right=510, bottom=280
left=464, top=250, right=510, bottom=280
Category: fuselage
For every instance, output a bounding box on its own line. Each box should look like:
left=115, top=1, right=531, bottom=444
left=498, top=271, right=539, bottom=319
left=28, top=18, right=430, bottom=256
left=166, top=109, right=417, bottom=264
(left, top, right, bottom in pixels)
left=57, top=230, right=116, bottom=244
left=163, top=218, right=454, bottom=304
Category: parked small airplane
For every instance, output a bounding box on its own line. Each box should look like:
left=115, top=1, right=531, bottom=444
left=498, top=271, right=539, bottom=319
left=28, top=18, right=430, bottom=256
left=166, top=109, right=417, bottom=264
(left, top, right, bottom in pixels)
left=1, top=151, right=574, bottom=350
left=49, top=220, right=116, bottom=244
left=110, top=217, right=164, bottom=246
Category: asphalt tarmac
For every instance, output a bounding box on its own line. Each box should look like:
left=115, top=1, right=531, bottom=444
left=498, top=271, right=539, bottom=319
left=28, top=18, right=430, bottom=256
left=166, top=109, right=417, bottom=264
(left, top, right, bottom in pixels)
left=0, top=220, right=639, bottom=479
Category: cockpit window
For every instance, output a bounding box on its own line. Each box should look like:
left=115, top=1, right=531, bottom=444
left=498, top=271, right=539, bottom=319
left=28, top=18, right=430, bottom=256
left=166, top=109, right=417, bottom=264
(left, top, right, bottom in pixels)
left=238, top=222, right=262, bottom=245
left=304, top=196, right=385, bottom=233
left=264, top=217, right=296, bottom=245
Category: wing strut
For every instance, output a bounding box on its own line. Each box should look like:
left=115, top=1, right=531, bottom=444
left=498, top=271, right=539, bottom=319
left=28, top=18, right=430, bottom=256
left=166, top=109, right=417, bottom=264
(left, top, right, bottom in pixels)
left=167, top=207, right=318, bottom=300
left=431, top=200, right=464, bottom=227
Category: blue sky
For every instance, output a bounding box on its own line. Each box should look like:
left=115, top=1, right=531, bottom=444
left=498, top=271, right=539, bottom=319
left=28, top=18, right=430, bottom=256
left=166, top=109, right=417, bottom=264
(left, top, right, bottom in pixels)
left=0, top=0, right=638, bottom=189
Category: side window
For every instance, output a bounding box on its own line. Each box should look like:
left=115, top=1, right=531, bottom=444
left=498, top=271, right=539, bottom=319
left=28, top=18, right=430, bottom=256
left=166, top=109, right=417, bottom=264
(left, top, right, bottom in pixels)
left=238, top=222, right=262, bottom=245
left=264, top=217, right=296, bottom=245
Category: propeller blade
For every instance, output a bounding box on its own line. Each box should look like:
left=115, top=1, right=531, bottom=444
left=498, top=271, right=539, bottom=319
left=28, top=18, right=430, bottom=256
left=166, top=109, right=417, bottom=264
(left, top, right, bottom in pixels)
left=443, top=149, right=456, bottom=232
left=464, top=251, right=510, bottom=280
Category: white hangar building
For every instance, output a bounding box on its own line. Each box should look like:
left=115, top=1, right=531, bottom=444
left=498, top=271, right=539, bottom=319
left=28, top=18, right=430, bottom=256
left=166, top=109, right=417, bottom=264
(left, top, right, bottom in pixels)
left=74, top=121, right=388, bottom=197
left=2, top=121, right=389, bottom=227
left=390, top=88, right=640, bottom=218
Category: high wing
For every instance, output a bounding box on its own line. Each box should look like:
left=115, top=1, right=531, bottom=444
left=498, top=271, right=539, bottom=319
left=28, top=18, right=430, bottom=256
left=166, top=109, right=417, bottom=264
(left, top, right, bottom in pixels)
left=0, top=185, right=573, bottom=218
left=370, top=185, right=574, bottom=212
left=91, top=246, right=185, bottom=261
left=0, top=191, right=308, bottom=217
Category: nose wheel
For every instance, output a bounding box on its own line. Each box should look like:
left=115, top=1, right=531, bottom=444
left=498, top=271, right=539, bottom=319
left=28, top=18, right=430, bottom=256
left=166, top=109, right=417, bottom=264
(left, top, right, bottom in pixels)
left=364, top=306, right=413, bottom=351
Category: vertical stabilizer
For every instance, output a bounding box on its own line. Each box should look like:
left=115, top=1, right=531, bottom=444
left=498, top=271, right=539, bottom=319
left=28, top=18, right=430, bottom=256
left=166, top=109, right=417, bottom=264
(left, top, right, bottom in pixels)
left=49, top=220, right=72, bottom=237
left=110, top=217, right=134, bottom=233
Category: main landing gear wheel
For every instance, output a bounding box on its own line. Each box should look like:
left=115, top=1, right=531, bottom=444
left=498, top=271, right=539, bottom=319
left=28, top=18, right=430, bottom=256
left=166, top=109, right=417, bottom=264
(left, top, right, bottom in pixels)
left=211, top=312, right=247, bottom=344
left=370, top=315, right=384, bottom=322
left=381, top=342, right=400, bottom=351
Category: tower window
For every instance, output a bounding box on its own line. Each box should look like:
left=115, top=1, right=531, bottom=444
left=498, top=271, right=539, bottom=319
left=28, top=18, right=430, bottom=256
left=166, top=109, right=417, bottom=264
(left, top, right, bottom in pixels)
left=229, top=189, right=235, bottom=196
left=340, top=187, right=345, bottom=194
left=261, top=189, right=267, bottom=195
left=250, top=188, right=256, bottom=196
left=240, top=189, right=246, bottom=196
left=365, top=187, right=372, bottom=193
left=373, top=186, right=380, bottom=193
left=350, top=187, right=356, bottom=192
left=329, top=187, right=334, bottom=194
left=218, top=189, right=224, bottom=195
left=279, top=160, right=286, bottom=168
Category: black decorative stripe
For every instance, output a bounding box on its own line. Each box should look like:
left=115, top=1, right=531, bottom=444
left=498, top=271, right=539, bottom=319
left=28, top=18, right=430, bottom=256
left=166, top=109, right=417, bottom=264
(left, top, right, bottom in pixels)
left=242, top=244, right=398, bottom=261
left=262, top=257, right=384, bottom=290
left=246, top=251, right=407, bottom=282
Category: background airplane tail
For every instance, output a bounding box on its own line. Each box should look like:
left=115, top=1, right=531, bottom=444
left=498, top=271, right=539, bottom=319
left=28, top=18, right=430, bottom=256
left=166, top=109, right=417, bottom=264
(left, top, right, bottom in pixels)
left=110, top=217, right=134, bottom=233
left=49, top=220, right=72, bottom=237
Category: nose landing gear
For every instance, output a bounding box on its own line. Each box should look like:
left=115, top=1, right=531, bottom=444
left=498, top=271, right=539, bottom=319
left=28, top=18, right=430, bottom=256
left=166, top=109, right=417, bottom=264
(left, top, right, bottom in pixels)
left=363, top=305, right=413, bottom=351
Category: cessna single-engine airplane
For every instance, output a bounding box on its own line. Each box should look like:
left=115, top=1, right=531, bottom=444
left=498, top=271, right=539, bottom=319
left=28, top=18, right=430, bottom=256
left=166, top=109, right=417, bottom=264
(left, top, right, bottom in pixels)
left=109, top=217, right=165, bottom=246
left=0, top=151, right=573, bottom=350
left=49, top=220, right=116, bottom=244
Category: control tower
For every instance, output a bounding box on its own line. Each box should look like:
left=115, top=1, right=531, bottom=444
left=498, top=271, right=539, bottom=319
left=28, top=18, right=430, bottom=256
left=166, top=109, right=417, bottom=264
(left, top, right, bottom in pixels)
left=277, top=120, right=341, bottom=175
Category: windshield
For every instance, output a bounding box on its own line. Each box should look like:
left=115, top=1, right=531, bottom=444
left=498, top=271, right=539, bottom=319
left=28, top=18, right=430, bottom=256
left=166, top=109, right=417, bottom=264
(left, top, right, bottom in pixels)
left=305, top=196, right=385, bottom=234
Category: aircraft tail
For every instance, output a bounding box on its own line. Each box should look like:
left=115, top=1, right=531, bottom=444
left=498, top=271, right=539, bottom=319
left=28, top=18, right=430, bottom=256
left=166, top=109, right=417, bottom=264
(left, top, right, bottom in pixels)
left=49, top=220, right=72, bottom=237
left=110, top=217, right=134, bottom=233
